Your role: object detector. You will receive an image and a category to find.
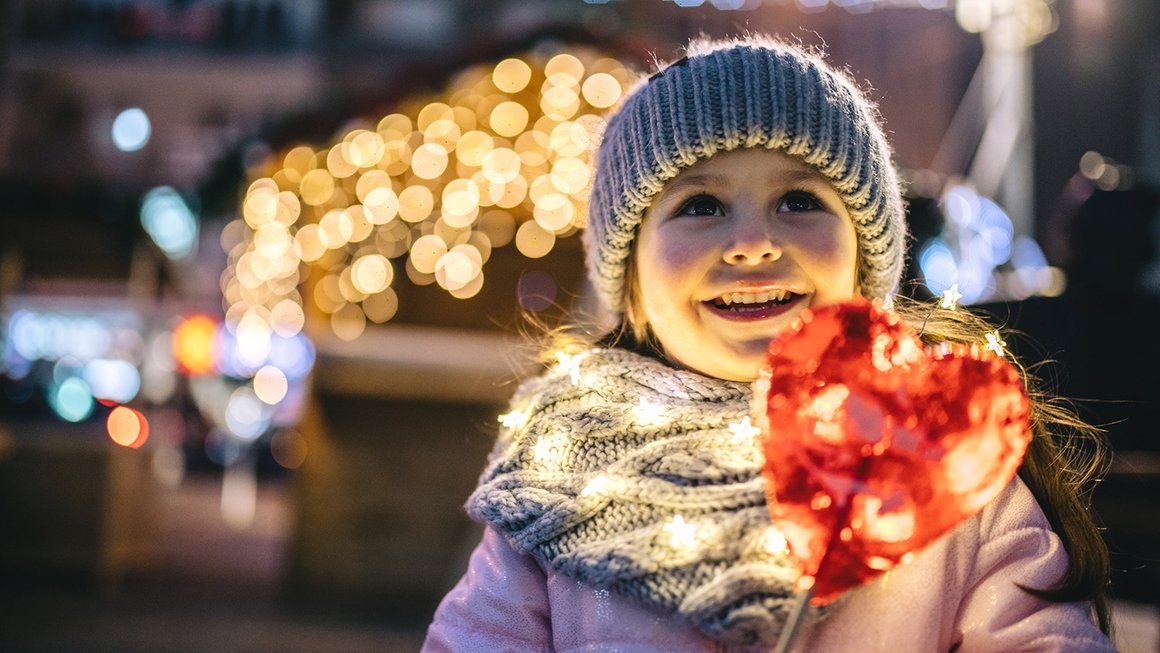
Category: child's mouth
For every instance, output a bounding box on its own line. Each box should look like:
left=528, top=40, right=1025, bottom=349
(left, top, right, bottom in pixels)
left=704, top=290, right=802, bottom=320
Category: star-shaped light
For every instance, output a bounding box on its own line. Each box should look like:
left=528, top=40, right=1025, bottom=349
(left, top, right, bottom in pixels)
left=498, top=409, right=530, bottom=430
left=531, top=433, right=567, bottom=466
left=555, top=351, right=584, bottom=385
left=940, top=284, right=963, bottom=310
left=728, top=416, right=762, bottom=443
left=581, top=474, right=611, bottom=498
left=984, top=330, right=1007, bottom=356
left=663, top=514, right=698, bottom=550
left=633, top=396, right=664, bottom=426
left=760, top=526, right=788, bottom=556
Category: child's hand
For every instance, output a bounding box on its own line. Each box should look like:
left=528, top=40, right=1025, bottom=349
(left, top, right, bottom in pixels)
left=753, top=300, right=1030, bottom=604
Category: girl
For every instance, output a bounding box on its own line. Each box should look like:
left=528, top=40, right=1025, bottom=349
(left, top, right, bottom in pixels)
left=423, top=36, right=1117, bottom=652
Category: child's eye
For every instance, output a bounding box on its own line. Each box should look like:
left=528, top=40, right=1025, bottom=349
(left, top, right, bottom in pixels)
left=778, top=191, right=824, bottom=213
left=677, top=194, right=725, bottom=217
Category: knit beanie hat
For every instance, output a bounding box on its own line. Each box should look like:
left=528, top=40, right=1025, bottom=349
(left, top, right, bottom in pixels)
left=585, top=36, right=908, bottom=316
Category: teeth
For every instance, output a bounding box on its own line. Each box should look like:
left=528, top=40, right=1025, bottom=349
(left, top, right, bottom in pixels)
left=719, top=290, right=790, bottom=305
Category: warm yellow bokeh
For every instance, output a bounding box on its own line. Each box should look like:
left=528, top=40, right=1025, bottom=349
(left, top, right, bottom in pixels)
left=225, top=47, right=632, bottom=339
left=493, top=58, right=533, bottom=94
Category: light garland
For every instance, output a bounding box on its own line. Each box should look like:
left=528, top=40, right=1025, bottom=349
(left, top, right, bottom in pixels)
left=633, top=396, right=665, bottom=426
left=728, top=416, right=762, bottom=443
left=555, top=350, right=587, bottom=386
left=662, top=514, right=699, bottom=551
left=939, top=284, right=963, bottom=310
left=983, top=330, right=1007, bottom=356
left=532, top=431, right=570, bottom=467
left=222, top=48, right=634, bottom=343
left=498, top=407, right=530, bottom=430
left=581, top=473, right=612, bottom=497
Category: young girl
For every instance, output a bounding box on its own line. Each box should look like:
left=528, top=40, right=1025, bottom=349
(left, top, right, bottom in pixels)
left=423, top=36, right=1117, bottom=652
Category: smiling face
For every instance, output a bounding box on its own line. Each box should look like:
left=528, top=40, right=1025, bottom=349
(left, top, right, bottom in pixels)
left=631, top=148, right=861, bottom=382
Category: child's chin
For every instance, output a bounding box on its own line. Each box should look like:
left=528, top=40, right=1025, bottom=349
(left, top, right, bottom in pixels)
left=665, top=350, right=760, bottom=382
left=713, top=350, right=768, bottom=383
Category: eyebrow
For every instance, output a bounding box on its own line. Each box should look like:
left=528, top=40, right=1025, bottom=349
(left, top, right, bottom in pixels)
left=659, top=173, right=729, bottom=195
left=658, top=167, right=827, bottom=198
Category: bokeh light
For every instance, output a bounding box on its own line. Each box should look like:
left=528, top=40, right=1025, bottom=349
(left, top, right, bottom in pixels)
left=140, top=186, right=199, bottom=260
left=49, top=376, right=94, bottom=423
left=253, top=365, right=289, bottom=405
left=271, top=429, right=308, bottom=470
left=84, top=358, right=142, bottom=404
left=172, top=314, right=219, bottom=375
left=919, top=181, right=1058, bottom=303
left=223, top=46, right=632, bottom=339
left=112, top=107, right=151, bottom=152
left=225, top=387, right=271, bottom=441
left=107, top=406, right=149, bottom=448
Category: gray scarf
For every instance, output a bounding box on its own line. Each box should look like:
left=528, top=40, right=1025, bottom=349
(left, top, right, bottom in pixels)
left=467, top=347, right=825, bottom=646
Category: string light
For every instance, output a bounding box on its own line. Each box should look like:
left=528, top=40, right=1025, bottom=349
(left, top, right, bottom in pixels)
left=581, top=474, right=611, bottom=497
left=498, top=408, right=530, bottom=430
left=555, top=351, right=585, bottom=385
left=532, top=432, right=568, bottom=466
left=759, top=526, right=789, bottom=556
left=728, top=416, right=762, bottom=443
left=939, top=284, right=963, bottom=310
left=633, top=396, right=665, bottom=426
left=223, top=48, right=633, bottom=339
left=663, top=514, right=699, bottom=551
left=983, top=330, right=1007, bottom=356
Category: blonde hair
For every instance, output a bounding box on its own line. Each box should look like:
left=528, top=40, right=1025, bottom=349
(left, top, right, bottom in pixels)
left=890, top=295, right=1111, bottom=632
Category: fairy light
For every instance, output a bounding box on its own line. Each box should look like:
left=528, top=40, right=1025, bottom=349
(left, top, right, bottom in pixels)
left=728, top=416, right=762, bottom=443
left=984, top=330, right=1007, bottom=356
left=795, top=575, right=816, bottom=592
left=939, top=284, right=963, bottom=310
left=555, top=351, right=585, bottom=385
left=223, top=47, right=632, bottom=339
left=581, top=474, right=611, bottom=497
left=759, top=526, right=789, bottom=556
left=634, top=396, right=665, bottom=426
left=663, top=514, right=699, bottom=551
left=498, top=408, right=530, bottom=430
left=532, top=432, right=568, bottom=466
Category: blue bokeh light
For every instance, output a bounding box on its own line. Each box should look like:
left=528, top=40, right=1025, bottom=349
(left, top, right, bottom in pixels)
left=111, top=108, right=151, bottom=152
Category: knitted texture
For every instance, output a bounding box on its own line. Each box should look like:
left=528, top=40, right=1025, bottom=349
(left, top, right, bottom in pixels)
left=584, top=36, right=907, bottom=315
left=467, top=348, right=831, bottom=645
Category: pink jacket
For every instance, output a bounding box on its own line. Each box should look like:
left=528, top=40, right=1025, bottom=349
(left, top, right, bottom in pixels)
left=423, top=479, right=1117, bottom=652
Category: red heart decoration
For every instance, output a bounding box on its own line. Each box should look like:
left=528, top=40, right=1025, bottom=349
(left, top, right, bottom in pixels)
left=754, top=300, right=1031, bottom=605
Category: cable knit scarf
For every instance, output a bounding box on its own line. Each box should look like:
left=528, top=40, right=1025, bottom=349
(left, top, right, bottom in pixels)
left=467, top=347, right=828, bottom=646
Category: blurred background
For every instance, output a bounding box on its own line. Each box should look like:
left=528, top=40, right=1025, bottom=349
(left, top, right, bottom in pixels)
left=0, top=0, right=1157, bottom=651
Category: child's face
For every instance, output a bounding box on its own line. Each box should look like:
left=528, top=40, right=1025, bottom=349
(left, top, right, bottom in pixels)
left=633, top=148, right=860, bottom=381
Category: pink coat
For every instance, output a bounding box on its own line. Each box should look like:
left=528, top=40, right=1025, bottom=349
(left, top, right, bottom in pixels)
left=423, top=479, right=1117, bottom=652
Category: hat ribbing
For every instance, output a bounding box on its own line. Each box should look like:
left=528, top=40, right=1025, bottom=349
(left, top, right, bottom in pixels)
left=584, top=36, right=907, bottom=315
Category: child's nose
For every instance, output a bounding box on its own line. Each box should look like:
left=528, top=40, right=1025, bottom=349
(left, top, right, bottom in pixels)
left=723, top=217, right=783, bottom=265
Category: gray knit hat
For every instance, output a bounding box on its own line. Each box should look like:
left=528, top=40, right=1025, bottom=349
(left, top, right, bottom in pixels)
left=584, top=36, right=908, bottom=316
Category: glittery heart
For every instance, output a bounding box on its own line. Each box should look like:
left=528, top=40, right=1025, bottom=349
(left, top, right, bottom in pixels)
left=753, top=300, right=1031, bottom=604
